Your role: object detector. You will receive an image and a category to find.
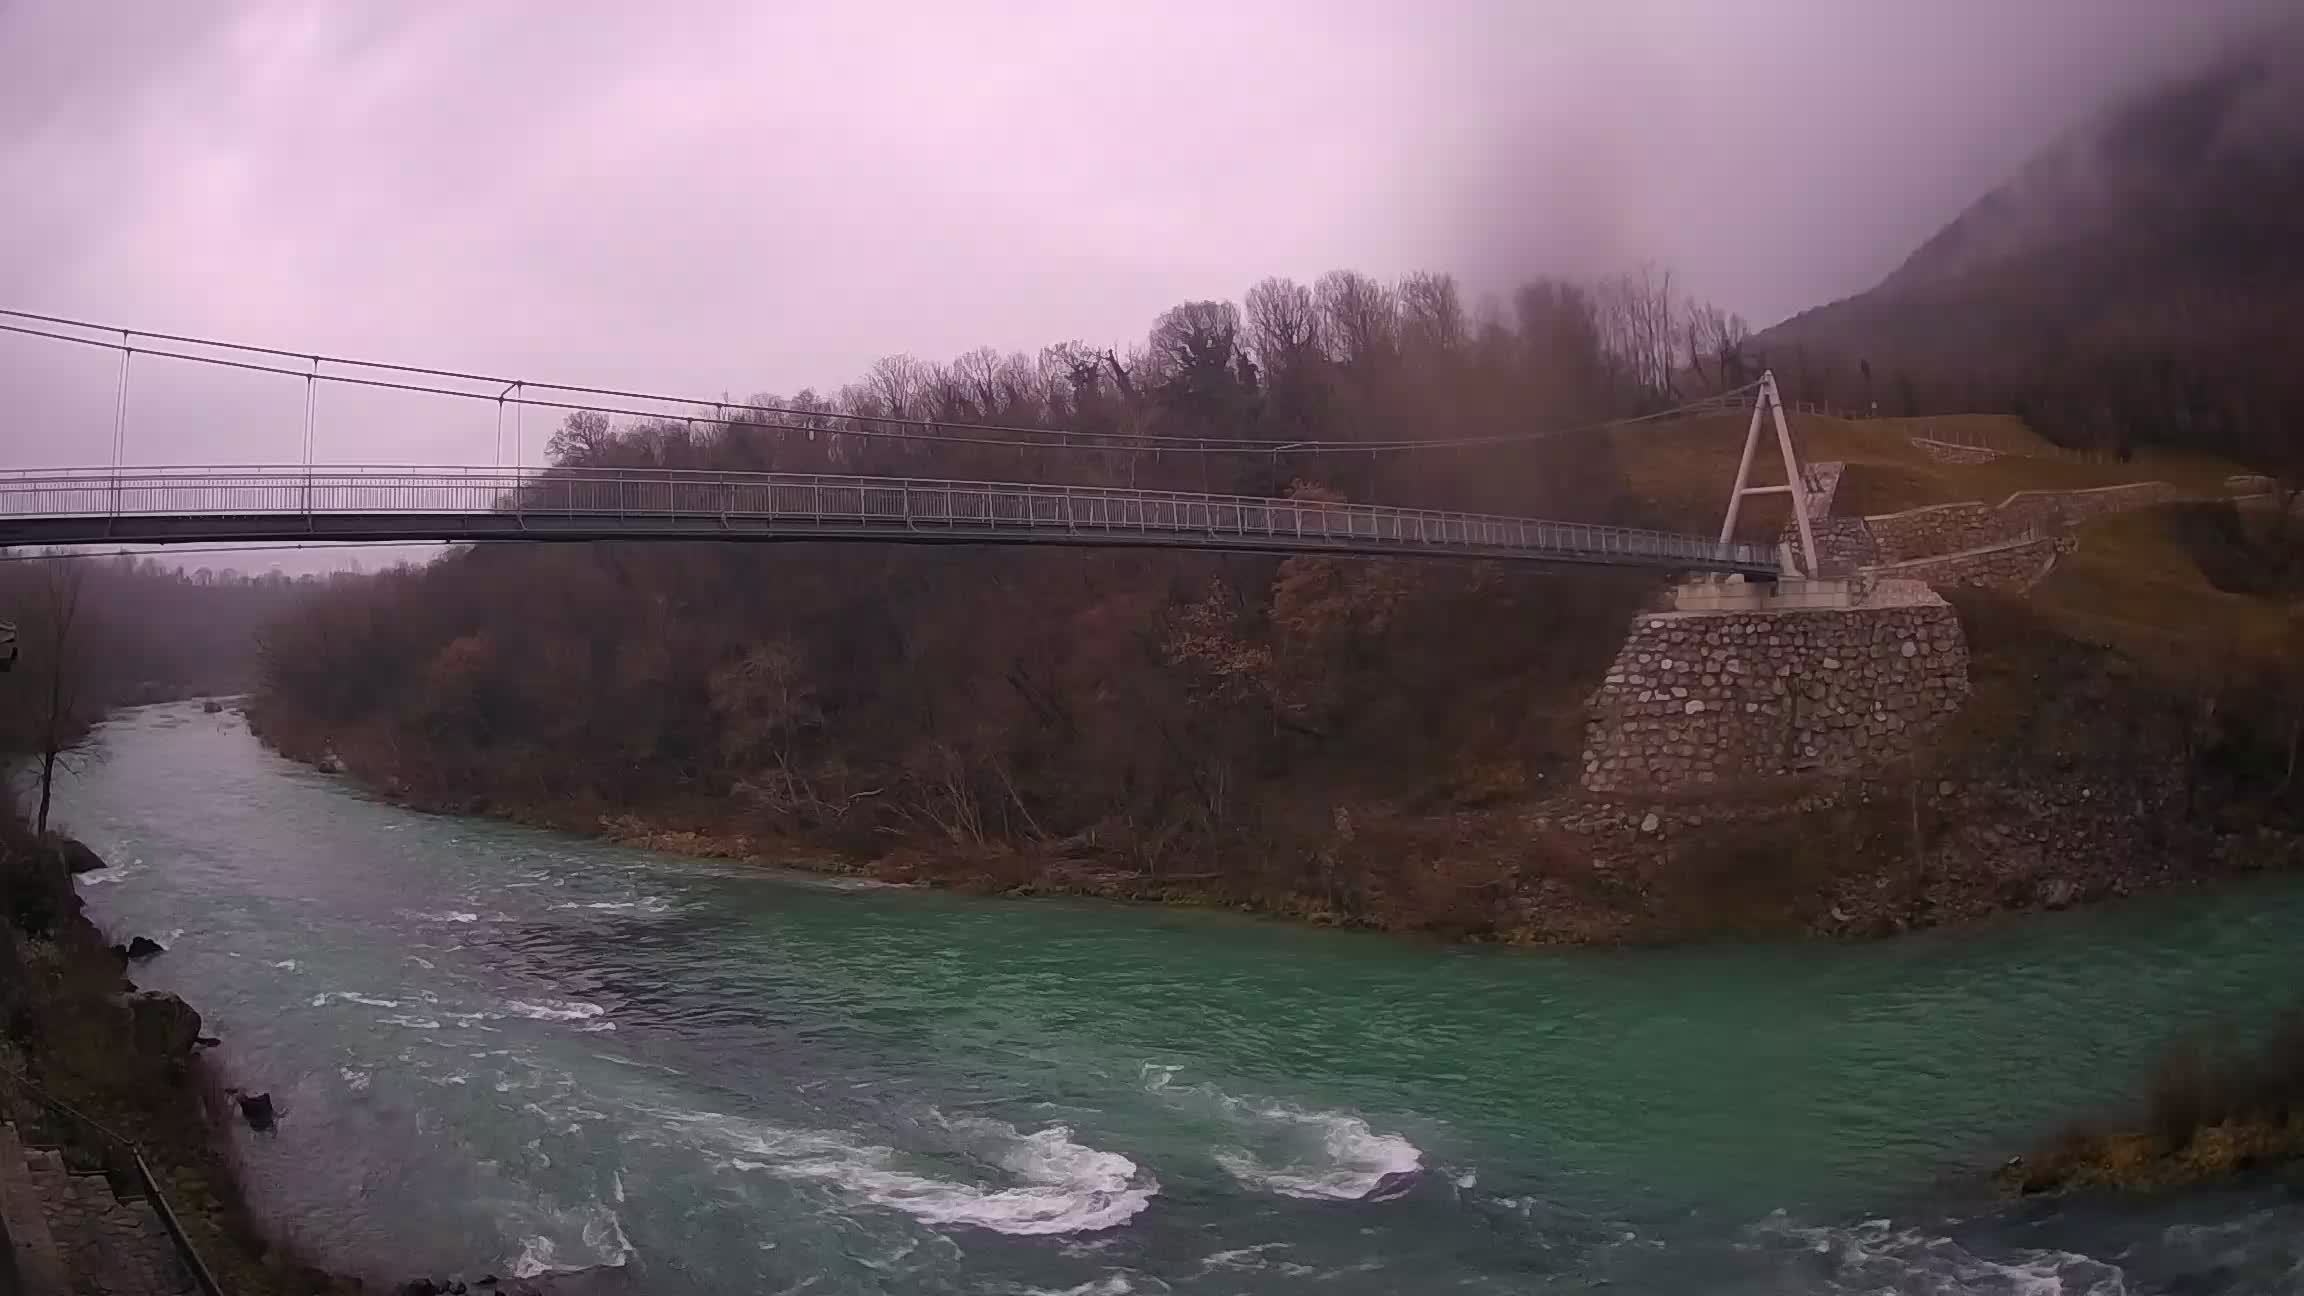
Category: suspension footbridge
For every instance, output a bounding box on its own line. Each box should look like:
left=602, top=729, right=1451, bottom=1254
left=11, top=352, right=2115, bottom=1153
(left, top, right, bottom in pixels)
left=0, top=310, right=1813, bottom=576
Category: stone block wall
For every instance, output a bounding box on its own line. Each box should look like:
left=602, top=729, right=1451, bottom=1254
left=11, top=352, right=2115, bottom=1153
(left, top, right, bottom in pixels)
left=2006, top=481, right=2190, bottom=529
left=1803, top=517, right=1880, bottom=575
left=1860, top=535, right=2069, bottom=593
left=1863, top=501, right=1998, bottom=560
left=1863, top=481, right=2191, bottom=561
left=1581, top=602, right=1970, bottom=795
left=1777, top=462, right=1876, bottom=575
left=1801, top=462, right=1845, bottom=518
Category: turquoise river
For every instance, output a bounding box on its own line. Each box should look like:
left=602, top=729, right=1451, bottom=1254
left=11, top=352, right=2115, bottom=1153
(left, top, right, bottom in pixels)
left=51, top=701, right=2304, bottom=1293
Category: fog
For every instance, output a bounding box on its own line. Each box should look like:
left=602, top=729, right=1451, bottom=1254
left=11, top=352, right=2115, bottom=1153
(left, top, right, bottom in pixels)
left=0, top=0, right=2288, bottom=499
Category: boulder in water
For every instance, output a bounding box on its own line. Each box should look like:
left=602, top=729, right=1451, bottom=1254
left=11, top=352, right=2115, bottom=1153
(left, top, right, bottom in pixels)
left=123, top=935, right=165, bottom=960
left=235, top=1091, right=276, bottom=1131
left=202, top=700, right=224, bottom=714
left=1366, top=1168, right=1422, bottom=1201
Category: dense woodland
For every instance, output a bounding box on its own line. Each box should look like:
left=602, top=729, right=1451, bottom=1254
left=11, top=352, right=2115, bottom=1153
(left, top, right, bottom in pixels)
left=0, top=556, right=318, bottom=830
left=533, top=263, right=1748, bottom=519
left=250, top=267, right=1749, bottom=926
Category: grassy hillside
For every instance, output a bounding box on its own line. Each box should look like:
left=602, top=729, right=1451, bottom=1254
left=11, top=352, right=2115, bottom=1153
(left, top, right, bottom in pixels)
left=1613, top=408, right=2296, bottom=689
left=1608, top=410, right=2250, bottom=542
left=2030, top=508, right=2297, bottom=674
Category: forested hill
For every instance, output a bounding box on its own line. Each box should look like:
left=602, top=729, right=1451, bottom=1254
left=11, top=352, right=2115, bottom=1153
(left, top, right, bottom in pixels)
left=248, top=265, right=1764, bottom=935
left=0, top=556, right=318, bottom=749
left=1756, top=29, right=2304, bottom=474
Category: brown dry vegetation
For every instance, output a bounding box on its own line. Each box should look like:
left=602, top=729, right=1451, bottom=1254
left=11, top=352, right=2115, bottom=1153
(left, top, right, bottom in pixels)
left=2002, top=1013, right=2304, bottom=1194
left=248, top=267, right=1744, bottom=939
left=244, top=256, right=2304, bottom=945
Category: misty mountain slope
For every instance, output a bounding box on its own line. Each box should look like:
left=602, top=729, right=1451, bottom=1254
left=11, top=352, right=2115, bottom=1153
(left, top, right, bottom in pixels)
left=1758, top=31, right=2304, bottom=455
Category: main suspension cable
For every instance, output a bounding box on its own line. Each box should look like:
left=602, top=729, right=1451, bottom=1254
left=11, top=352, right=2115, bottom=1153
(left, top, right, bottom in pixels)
left=0, top=308, right=1757, bottom=458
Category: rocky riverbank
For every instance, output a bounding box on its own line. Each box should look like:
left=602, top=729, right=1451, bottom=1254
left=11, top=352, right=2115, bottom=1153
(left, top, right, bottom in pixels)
left=0, top=820, right=627, bottom=1294
left=308, top=739, right=2303, bottom=948
left=248, top=522, right=2304, bottom=946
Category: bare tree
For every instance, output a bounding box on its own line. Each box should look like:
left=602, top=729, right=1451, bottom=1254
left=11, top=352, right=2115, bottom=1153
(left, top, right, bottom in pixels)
left=1594, top=263, right=1681, bottom=403
left=1243, top=277, right=1320, bottom=376
left=1144, top=300, right=1254, bottom=435
left=546, top=410, right=616, bottom=465
left=946, top=346, right=1008, bottom=419
left=1397, top=271, right=1468, bottom=358
left=1685, top=301, right=1753, bottom=392
left=1146, top=300, right=1245, bottom=383
left=21, top=561, right=92, bottom=837
left=863, top=354, right=934, bottom=421
left=1314, top=270, right=1397, bottom=371
left=1245, top=277, right=1325, bottom=439
left=709, top=639, right=823, bottom=812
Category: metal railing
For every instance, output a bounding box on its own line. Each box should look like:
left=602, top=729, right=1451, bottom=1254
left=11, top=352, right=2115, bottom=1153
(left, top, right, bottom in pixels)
left=0, top=1065, right=226, bottom=1296
left=1910, top=421, right=2115, bottom=464
left=0, top=465, right=1780, bottom=573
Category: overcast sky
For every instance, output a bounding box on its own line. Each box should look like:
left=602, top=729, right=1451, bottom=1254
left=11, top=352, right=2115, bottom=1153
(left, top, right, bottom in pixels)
left=0, top=0, right=2287, bottom=479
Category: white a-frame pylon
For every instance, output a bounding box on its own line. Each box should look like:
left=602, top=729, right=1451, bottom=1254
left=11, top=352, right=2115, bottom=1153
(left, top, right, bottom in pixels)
left=1717, top=371, right=1819, bottom=578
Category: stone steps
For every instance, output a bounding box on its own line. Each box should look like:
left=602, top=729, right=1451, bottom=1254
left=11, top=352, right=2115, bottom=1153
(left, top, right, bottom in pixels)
left=4, top=1120, right=194, bottom=1296
left=1, top=1121, right=72, bottom=1296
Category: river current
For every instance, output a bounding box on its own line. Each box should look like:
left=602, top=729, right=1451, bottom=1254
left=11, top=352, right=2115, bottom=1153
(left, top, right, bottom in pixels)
left=48, top=701, right=2304, bottom=1293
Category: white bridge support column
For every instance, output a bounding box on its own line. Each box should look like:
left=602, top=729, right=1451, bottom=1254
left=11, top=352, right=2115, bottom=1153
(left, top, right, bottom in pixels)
left=1717, top=372, right=1819, bottom=578
left=1668, top=574, right=1854, bottom=613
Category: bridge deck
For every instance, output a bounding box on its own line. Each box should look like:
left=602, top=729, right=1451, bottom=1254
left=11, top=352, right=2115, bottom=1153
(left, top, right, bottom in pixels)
left=0, top=467, right=1779, bottom=574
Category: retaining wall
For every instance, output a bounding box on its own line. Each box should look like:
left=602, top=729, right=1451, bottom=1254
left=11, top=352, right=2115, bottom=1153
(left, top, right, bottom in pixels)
left=1777, top=462, right=1868, bottom=574
left=1805, top=517, right=1881, bottom=575
left=1864, top=481, right=2195, bottom=562
left=1581, top=601, right=1970, bottom=795
left=1859, top=534, right=2069, bottom=594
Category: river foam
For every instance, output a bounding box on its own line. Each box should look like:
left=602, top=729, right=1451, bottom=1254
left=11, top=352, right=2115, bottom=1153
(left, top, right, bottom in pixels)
left=505, top=998, right=609, bottom=1023
left=549, top=896, right=675, bottom=915
left=311, top=991, right=402, bottom=1009
left=660, top=1107, right=1156, bottom=1236
left=1016, top=1277, right=1163, bottom=1296
left=506, top=1198, right=635, bottom=1280
left=1143, top=1065, right=1422, bottom=1201
left=1756, top=1215, right=2129, bottom=1296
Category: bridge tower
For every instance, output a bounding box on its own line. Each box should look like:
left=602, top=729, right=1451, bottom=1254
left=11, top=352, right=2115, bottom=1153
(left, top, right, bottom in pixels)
left=1716, top=371, right=1819, bottom=578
